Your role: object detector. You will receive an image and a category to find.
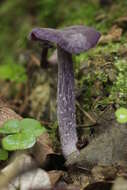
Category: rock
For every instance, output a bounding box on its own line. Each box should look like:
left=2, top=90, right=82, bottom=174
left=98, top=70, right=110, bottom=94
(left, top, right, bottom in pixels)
left=66, top=121, right=127, bottom=169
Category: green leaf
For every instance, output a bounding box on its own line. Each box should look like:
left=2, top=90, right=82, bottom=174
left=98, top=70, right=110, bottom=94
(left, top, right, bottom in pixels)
left=20, top=118, right=46, bottom=137
left=0, top=120, right=20, bottom=134
left=115, top=108, right=127, bottom=124
left=0, top=118, right=46, bottom=151
left=2, top=132, right=36, bottom=151
left=0, top=148, right=8, bottom=160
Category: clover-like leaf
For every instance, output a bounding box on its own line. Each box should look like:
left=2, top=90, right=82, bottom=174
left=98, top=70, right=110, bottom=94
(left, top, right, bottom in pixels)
left=0, top=120, right=20, bottom=134
left=2, top=132, right=36, bottom=151
left=20, top=118, right=46, bottom=137
left=0, top=148, right=8, bottom=160
left=115, top=108, right=127, bottom=124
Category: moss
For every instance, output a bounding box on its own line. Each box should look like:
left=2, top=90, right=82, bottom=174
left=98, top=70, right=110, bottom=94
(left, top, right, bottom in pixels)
left=0, top=56, right=27, bottom=83
left=62, top=1, right=99, bottom=26
left=48, top=121, right=60, bottom=151
left=109, top=59, right=127, bottom=106
left=75, top=39, right=127, bottom=114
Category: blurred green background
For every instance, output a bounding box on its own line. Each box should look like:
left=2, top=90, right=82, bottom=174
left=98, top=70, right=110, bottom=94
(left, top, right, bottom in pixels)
left=0, top=0, right=127, bottom=115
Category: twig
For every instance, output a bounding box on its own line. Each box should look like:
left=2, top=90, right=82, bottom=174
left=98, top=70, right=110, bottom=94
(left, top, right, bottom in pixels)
left=76, top=101, right=96, bottom=124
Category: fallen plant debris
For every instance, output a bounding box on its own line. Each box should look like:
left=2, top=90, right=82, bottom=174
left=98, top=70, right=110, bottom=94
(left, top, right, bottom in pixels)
left=99, top=25, right=123, bottom=44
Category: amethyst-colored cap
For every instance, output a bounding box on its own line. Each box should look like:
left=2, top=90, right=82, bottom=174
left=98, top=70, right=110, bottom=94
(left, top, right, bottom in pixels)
left=29, top=25, right=101, bottom=54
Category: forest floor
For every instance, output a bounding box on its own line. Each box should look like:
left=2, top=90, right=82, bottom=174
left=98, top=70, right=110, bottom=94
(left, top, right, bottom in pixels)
left=0, top=1, right=127, bottom=190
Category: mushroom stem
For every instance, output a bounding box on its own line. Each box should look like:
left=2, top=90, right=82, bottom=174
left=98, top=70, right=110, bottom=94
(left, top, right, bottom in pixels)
left=57, top=46, right=79, bottom=158
left=40, top=47, right=49, bottom=68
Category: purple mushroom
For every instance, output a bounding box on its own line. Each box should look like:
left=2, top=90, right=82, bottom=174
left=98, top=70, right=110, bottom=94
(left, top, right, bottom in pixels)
left=29, top=25, right=101, bottom=158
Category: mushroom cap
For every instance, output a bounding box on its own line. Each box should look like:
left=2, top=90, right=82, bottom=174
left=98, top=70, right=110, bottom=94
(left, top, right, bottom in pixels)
left=29, top=25, right=101, bottom=54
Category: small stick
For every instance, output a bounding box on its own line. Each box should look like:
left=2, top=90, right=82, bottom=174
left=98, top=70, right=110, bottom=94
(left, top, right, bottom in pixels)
left=76, top=101, right=96, bottom=124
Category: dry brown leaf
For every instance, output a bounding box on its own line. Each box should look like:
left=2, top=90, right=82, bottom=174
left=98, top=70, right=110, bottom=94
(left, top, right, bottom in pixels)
left=48, top=170, right=63, bottom=186
left=99, top=25, right=122, bottom=44
left=32, top=132, right=54, bottom=166
left=0, top=106, right=22, bottom=127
